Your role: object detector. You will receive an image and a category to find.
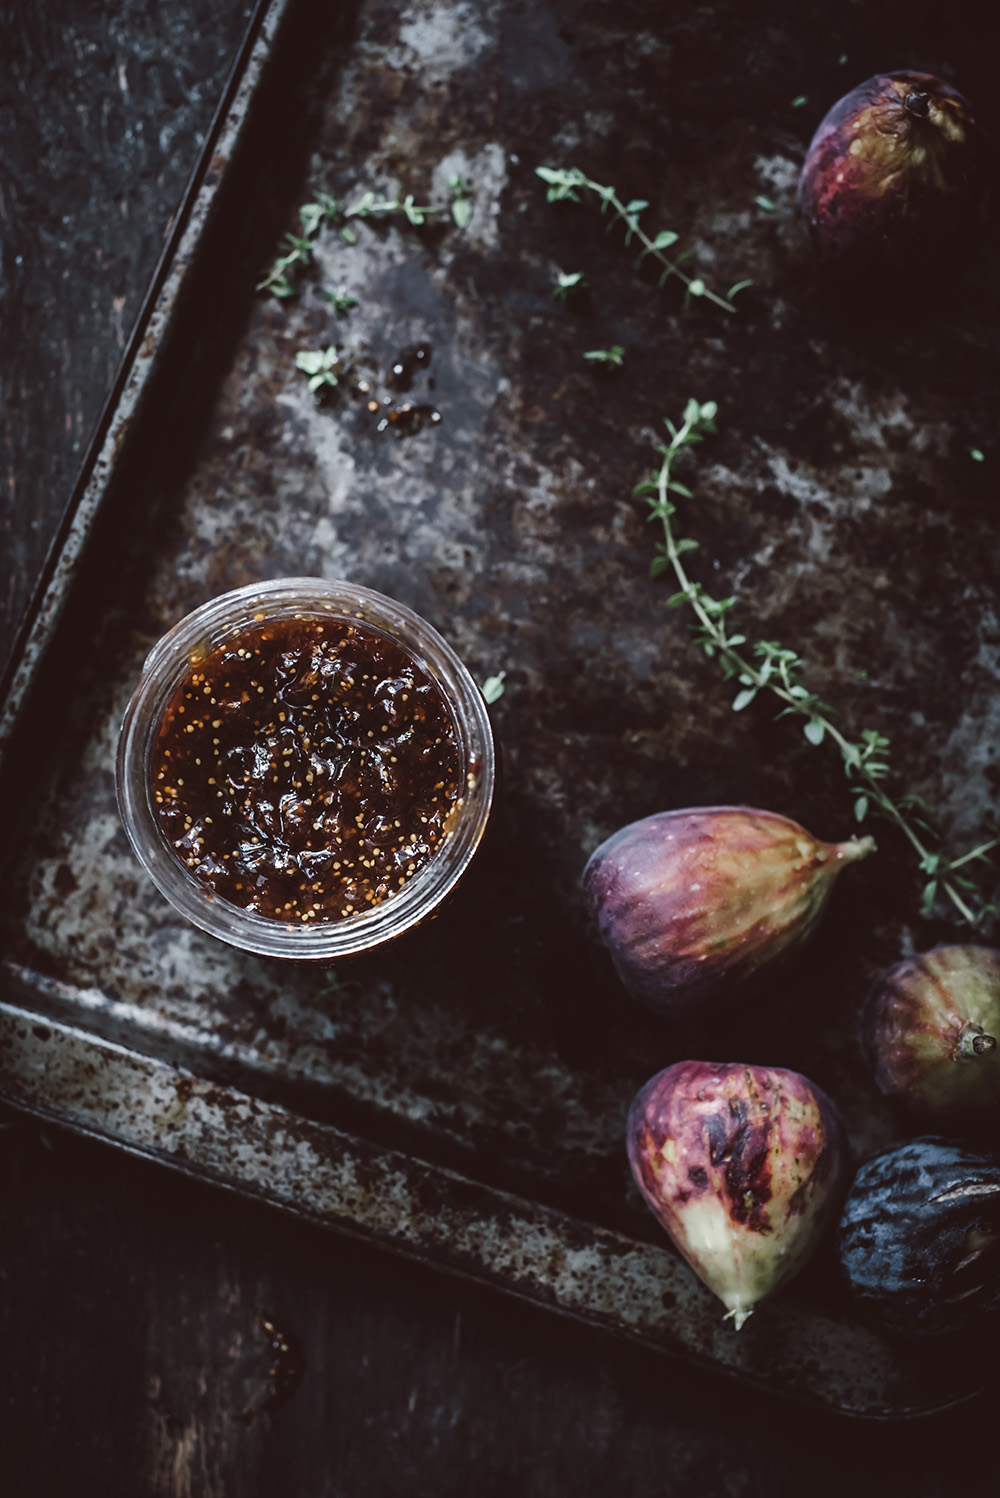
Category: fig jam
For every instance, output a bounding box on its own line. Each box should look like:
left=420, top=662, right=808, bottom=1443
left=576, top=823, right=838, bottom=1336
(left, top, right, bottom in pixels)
left=150, top=615, right=463, bottom=923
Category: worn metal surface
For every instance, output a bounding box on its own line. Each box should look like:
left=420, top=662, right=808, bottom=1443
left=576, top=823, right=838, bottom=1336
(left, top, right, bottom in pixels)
left=2, top=999, right=987, bottom=1419
left=2, top=0, right=999, bottom=1414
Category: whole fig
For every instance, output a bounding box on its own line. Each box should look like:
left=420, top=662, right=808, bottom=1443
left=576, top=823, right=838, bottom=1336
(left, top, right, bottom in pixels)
left=798, top=71, right=991, bottom=279
left=838, top=1136, right=1000, bottom=1337
left=628, top=1061, right=848, bottom=1329
left=582, top=806, right=873, bottom=1015
left=862, top=945, right=1000, bottom=1129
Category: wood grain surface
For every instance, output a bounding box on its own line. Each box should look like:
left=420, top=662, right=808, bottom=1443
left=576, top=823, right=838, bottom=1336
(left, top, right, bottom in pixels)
left=0, top=0, right=254, bottom=688
left=0, top=1108, right=995, bottom=1497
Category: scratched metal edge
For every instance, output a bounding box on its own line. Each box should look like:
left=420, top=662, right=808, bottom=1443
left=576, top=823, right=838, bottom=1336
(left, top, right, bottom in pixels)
left=0, top=999, right=990, bottom=1422
left=0, top=0, right=286, bottom=769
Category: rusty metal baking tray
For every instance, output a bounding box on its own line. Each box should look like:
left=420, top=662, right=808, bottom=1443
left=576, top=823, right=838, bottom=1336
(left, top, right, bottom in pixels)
left=3, top=0, right=999, bottom=1417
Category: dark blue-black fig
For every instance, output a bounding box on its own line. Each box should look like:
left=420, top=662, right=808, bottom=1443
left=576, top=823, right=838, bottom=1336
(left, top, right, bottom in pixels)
left=838, top=1137, right=1000, bottom=1337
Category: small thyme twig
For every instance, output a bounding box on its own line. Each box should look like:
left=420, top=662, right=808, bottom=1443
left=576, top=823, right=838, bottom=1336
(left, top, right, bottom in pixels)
left=295, top=345, right=341, bottom=394
left=536, top=167, right=749, bottom=313
left=323, top=288, right=358, bottom=317
left=636, top=399, right=999, bottom=926
left=553, top=270, right=586, bottom=301
left=584, top=345, right=624, bottom=367
left=258, top=188, right=441, bottom=298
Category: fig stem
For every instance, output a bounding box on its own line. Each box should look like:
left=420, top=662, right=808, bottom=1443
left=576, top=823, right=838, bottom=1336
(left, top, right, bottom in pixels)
left=840, top=835, right=876, bottom=863
left=958, top=1024, right=998, bottom=1058
left=647, top=404, right=999, bottom=928
left=724, top=1305, right=753, bottom=1331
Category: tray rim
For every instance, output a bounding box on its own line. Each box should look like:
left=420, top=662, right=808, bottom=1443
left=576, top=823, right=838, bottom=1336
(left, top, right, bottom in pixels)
left=3, top=994, right=993, bottom=1423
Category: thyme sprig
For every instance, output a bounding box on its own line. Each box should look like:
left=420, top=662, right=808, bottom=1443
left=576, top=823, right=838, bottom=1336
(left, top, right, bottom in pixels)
left=536, top=167, right=749, bottom=314
left=585, top=345, right=625, bottom=367
left=258, top=188, right=440, bottom=298
left=637, top=399, right=998, bottom=926
left=295, top=345, right=341, bottom=393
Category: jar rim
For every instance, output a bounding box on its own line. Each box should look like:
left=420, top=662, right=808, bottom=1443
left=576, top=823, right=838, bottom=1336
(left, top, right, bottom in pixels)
left=116, top=578, right=496, bottom=959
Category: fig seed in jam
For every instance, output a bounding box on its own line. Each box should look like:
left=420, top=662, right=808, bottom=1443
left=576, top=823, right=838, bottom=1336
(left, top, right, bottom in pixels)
left=151, top=615, right=464, bottom=923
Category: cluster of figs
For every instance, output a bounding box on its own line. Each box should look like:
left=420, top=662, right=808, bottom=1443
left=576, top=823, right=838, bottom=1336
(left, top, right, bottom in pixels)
left=579, top=67, right=999, bottom=1337
left=583, top=806, right=1000, bottom=1337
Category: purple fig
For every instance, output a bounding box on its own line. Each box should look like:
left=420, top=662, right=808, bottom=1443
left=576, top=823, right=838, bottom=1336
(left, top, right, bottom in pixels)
left=862, top=946, right=1000, bottom=1127
left=628, top=1061, right=848, bottom=1328
left=798, top=71, right=991, bottom=280
left=582, top=806, right=873, bottom=1015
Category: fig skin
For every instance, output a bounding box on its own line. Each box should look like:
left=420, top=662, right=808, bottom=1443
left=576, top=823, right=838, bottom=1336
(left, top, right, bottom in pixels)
left=862, top=945, right=1000, bottom=1129
left=798, top=71, right=991, bottom=278
left=838, top=1136, right=1000, bottom=1337
left=628, top=1061, right=848, bottom=1329
left=582, top=806, right=873, bottom=1015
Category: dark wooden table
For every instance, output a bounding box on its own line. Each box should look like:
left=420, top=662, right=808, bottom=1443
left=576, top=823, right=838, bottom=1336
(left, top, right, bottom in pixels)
left=1, top=1107, right=994, bottom=1496
left=1, top=3, right=997, bottom=1492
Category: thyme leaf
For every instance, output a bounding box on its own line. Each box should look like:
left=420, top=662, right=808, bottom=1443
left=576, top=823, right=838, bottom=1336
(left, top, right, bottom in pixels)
left=584, top=345, right=624, bottom=366
left=481, top=671, right=507, bottom=704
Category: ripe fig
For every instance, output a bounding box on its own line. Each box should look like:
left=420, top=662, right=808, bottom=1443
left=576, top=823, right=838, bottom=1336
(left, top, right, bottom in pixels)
left=628, top=1061, right=848, bottom=1328
left=582, top=806, right=873, bottom=1015
left=798, top=71, right=991, bottom=280
left=838, top=1136, right=1000, bottom=1337
left=862, top=946, right=1000, bottom=1129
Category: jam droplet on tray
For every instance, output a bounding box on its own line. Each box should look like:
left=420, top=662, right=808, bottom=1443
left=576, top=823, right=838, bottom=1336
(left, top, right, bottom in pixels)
left=151, top=615, right=463, bottom=923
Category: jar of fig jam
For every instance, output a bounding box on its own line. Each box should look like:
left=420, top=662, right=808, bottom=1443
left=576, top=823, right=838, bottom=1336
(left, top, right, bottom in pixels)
left=117, top=579, right=495, bottom=959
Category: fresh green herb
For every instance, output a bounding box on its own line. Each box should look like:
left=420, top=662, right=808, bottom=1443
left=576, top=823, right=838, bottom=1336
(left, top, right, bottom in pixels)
left=481, top=671, right=506, bottom=704
left=323, top=288, right=358, bottom=316
left=295, top=346, right=341, bottom=393
left=754, top=194, right=777, bottom=212
left=257, top=193, right=340, bottom=297
left=536, top=166, right=743, bottom=313
left=259, top=187, right=441, bottom=298
left=344, top=189, right=438, bottom=228
left=635, top=399, right=999, bottom=926
left=257, top=236, right=316, bottom=299
left=584, top=345, right=624, bottom=367
left=970, top=447, right=985, bottom=462
left=310, top=969, right=359, bottom=1010
left=450, top=173, right=473, bottom=229
left=791, top=95, right=808, bottom=108
left=553, top=270, right=586, bottom=301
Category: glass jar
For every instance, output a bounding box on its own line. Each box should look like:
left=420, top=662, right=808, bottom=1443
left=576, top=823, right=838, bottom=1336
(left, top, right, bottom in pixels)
left=116, top=578, right=496, bottom=959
